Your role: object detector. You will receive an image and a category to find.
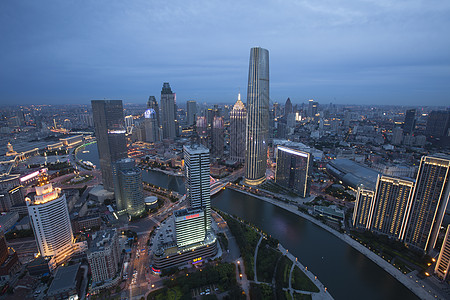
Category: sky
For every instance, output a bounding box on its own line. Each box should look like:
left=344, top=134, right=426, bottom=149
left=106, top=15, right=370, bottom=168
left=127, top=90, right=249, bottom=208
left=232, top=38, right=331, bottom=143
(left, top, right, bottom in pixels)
left=0, top=0, right=449, bottom=106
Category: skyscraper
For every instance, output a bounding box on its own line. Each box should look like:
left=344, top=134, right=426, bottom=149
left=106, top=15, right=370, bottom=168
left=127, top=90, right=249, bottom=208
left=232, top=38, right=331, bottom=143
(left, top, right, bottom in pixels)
left=144, top=108, right=159, bottom=142
left=284, top=97, right=293, bottom=115
left=91, top=100, right=128, bottom=191
left=183, top=144, right=211, bottom=231
left=403, top=109, right=416, bottom=134
left=370, top=175, right=414, bottom=239
left=275, top=146, right=312, bottom=198
left=26, top=173, right=75, bottom=270
left=230, top=93, right=246, bottom=163
left=245, top=47, right=269, bottom=186
left=186, top=100, right=197, bottom=126
left=113, top=158, right=145, bottom=217
left=147, top=96, right=160, bottom=127
left=426, top=110, right=450, bottom=138
left=160, top=83, right=177, bottom=139
left=402, top=155, right=450, bottom=253
left=174, top=208, right=206, bottom=247
left=211, top=116, right=224, bottom=159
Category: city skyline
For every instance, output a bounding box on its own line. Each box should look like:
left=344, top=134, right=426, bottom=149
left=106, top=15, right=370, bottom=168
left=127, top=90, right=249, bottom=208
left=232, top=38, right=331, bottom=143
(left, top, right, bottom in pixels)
left=1, top=1, right=449, bottom=106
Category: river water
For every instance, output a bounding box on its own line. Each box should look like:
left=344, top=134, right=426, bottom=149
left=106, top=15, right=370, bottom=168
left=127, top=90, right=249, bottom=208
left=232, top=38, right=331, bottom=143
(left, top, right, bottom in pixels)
left=76, top=142, right=418, bottom=299
left=212, top=189, right=418, bottom=300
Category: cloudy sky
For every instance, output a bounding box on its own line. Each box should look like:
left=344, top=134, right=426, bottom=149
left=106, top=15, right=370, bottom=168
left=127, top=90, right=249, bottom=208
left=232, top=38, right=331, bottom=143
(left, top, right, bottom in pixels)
left=0, top=0, right=449, bottom=106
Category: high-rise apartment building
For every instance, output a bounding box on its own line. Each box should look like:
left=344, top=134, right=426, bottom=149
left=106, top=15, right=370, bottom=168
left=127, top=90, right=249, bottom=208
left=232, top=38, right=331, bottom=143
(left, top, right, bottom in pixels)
left=187, top=101, right=197, bottom=126
left=392, top=127, right=403, bottom=145
left=113, top=158, right=145, bottom=217
left=403, top=109, right=416, bottom=134
left=91, top=100, right=128, bottom=191
left=245, top=47, right=269, bottom=185
left=183, top=144, right=211, bottom=231
left=211, top=116, right=224, bottom=159
left=435, top=225, right=450, bottom=281
left=370, top=176, right=414, bottom=239
left=160, top=83, right=177, bottom=139
left=353, top=187, right=375, bottom=229
left=174, top=208, right=206, bottom=248
left=196, top=116, right=210, bottom=148
left=26, top=173, right=75, bottom=270
left=275, top=146, right=312, bottom=198
left=402, top=155, right=450, bottom=253
left=230, top=93, right=246, bottom=163
left=87, top=229, right=120, bottom=283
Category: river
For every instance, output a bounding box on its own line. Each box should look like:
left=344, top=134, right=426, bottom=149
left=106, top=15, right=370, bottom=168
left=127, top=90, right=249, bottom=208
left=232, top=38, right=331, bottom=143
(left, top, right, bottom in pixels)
left=212, top=189, right=418, bottom=300
left=76, top=142, right=418, bottom=299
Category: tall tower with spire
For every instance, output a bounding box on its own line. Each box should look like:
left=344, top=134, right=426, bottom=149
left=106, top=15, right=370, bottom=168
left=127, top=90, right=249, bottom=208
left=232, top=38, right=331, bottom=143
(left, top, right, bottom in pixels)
left=245, top=47, right=269, bottom=185
left=230, top=93, right=246, bottom=163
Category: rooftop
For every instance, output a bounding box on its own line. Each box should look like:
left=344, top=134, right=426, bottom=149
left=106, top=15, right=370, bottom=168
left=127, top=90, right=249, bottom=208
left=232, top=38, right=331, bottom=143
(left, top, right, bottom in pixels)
left=47, top=263, right=80, bottom=296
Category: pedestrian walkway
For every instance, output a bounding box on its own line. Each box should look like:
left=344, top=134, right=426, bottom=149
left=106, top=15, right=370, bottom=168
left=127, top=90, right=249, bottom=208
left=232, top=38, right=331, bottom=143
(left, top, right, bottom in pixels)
left=253, top=235, right=263, bottom=283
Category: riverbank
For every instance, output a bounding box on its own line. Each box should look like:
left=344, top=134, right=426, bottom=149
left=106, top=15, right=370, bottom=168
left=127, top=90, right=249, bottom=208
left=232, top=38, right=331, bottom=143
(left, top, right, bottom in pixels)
left=226, top=186, right=435, bottom=300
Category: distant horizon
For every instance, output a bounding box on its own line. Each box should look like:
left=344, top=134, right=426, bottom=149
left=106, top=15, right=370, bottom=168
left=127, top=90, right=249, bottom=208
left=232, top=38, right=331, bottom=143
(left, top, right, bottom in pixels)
left=1, top=1, right=449, bottom=106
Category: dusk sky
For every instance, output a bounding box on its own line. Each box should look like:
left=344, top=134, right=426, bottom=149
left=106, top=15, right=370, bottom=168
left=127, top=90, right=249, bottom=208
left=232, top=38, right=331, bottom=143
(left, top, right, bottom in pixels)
left=1, top=0, right=449, bottom=106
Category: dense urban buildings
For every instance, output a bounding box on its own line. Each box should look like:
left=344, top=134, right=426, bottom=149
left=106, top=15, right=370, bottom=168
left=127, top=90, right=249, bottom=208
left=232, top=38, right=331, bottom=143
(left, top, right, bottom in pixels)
left=275, top=146, right=312, bottom=198
left=183, top=144, right=211, bottom=231
left=26, top=173, right=75, bottom=270
left=402, top=154, right=450, bottom=253
left=91, top=100, right=128, bottom=191
left=229, top=93, right=246, bottom=163
left=160, top=82, right=177, bottom=139
left=245, top=47, right=269, bottom=186
left=113, top=158, right=145, bottom=217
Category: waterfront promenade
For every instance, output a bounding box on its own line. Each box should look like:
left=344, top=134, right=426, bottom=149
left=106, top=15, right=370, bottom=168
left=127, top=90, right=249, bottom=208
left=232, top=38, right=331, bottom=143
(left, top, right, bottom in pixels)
left=227, top=186, right=437, bottom=300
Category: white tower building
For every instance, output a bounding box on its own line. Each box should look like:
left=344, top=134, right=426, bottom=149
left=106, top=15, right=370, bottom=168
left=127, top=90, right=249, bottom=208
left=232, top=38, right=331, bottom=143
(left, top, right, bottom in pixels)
left=26, top=173, right=74, bottom=270
left=183, top=144, right=211, bottom=231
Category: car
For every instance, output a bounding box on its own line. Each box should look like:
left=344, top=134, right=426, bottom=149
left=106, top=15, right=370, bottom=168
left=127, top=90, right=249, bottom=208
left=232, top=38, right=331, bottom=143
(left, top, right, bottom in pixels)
left=200, top=292, right=205, bottom=295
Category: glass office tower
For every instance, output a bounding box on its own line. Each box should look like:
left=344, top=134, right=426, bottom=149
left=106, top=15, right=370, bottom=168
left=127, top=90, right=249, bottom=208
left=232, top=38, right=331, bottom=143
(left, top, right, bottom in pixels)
left=244, top=47, right=269, bottom=185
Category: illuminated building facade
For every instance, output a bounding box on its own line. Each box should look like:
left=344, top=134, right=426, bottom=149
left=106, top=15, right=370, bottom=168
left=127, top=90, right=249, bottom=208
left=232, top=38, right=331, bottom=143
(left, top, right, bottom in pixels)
left=275, top=146, right=312, bottom=198
left=113, top=158, right=145, bottom=217
left=175, top=208, right=206, bottom=247
left=26, top=174, right=74, bottom=270
left=183, top=144, right=211, bottom=231
left=370, top=175, right=414, bottom=239
left=435, top=225, right=450, bottom=281
left=245, top=47, right=269, bottom=185
left=230, top=93, right=246, bottom=163
left=196, top=116, right=209, bottom=148
left=160, top=82, right=177, bottom=139
left=91, top=100, right=128, bottom=191
left=402, top=155, right=450, bottom=253
left=353, top=187, right=375, bottom=229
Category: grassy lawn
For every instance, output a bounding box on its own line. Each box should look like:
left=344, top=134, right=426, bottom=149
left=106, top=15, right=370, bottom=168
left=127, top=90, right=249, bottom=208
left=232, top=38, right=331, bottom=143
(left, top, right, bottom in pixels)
left=249, top=283, right=273, bottom=300
left=291, top=266, right=319, bottom=293
left=275, top=255, right=293, bottom=288
left=256, top=240, right=282, bottom=283
left=221, top=213, right=260, bottom=280
left=293, top=292, right=313, bottom=300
